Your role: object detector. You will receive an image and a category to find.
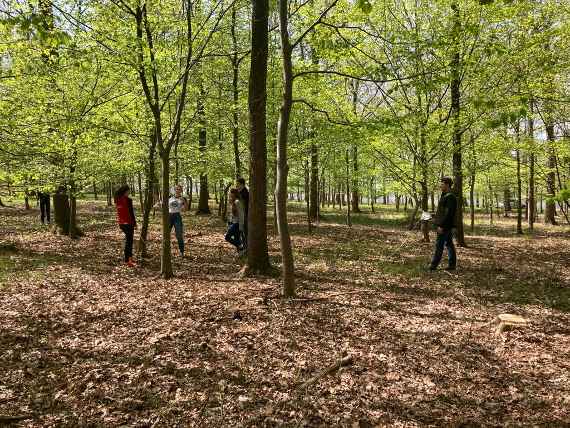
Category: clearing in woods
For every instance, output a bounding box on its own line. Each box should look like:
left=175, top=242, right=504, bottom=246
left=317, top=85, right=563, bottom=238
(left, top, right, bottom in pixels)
left=1, top=202, right=569, bottom=426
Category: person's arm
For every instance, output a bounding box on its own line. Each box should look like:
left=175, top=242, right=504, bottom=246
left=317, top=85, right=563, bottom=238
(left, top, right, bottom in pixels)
left=128, top=198, right=137, bottom=227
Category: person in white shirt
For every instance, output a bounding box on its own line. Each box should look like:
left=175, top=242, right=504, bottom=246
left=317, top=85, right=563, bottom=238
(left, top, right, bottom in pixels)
left=169, top=185, right=188, bottom=257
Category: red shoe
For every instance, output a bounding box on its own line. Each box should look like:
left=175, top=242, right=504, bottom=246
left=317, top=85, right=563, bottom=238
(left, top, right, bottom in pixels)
left=126, top=258, right=137, bottom=267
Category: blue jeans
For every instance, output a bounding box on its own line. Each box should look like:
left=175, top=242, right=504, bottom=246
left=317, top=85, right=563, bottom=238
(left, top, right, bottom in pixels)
left=430, top=229, right=456, bottom=268
left=225, top=223, right=241, bottom=249
left=169, top=213, right=185, bottom=254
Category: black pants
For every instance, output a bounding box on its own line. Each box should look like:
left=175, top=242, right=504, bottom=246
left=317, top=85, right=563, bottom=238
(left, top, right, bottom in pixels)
left=39, top=195, right=50, bottom=224
left=119, top=224, right=134, bottom=262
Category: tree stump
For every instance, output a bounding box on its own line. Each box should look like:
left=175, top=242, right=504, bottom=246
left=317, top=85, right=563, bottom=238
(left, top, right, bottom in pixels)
left=494, top=314, right=529, bottom=335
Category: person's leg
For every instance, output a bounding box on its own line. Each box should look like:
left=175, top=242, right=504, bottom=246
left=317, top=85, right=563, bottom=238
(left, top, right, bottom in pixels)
left=430, top=231, right=445, bottom=269
left=174, top=214, right=185, bottom=255
left=445, top=230, right=457, bottom=268
left=125, top=225, right=135, bottom=261
left=225, top=223, right=240, bottom=248
left=119, top=224, right=129, bottom=262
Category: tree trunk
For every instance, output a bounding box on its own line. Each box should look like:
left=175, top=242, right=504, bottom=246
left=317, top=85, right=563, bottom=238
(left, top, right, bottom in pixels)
left=160, top=152, right=173, bottom=279
left=275, top=1, right=295, bottom=296
left=106, top=181, right=113, bottom=206
left=231, top=5, right=242, bottom=178
left=138, top=133, right=157, bottom=259
left=196, top=91, right=211, bottom=215
left=470, top=171, right=475, bottom=233
left=345, top=149, right=351, bottom=227
left=544, top=121, right=557, bottom=225
left=246, top=0, right=271, bottom=273
left=451, top=1, right=465, bottom=246
left=304, top=160, right=312, bottom=233
left=516, top=148, right=523, bottom=234
left=309, top=143, right=318, bottom=221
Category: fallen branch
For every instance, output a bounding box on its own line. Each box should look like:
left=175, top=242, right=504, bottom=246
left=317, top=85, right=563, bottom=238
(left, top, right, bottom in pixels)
left=296, top=355, right=354, bottom=391
left=0, top=414, right=34, bottom=423
left=289, top=290, right=371, bottom=303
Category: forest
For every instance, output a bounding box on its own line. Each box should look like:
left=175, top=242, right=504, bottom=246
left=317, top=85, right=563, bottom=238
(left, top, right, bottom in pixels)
left=1, top=0, right=569, bottom=426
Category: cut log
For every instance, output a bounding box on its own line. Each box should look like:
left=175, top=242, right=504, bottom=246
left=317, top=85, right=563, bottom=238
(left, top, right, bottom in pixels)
left=297, top=355, right=353, bottom=391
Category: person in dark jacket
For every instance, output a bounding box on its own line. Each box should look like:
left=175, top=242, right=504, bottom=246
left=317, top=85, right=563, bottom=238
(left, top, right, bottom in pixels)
left=236, top=177, right=249, bottom=249
left=38, top=191, right=51, bottom=224
left=429, top=177, right=457, bottom=271
left=114, top=185, right=137, bottom=267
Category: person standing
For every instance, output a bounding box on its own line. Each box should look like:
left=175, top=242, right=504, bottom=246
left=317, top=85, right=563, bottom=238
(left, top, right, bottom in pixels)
left=225, top=189, right=245, bottom=254
left=114, top=185, right=137, bottom=267
left=429, top=177, right=457, bottom=271
left=38, top=191, right=51, bottom=224
left=236, top=177, right=249, bottom=248
left=169, top=185, right=188, bottom=257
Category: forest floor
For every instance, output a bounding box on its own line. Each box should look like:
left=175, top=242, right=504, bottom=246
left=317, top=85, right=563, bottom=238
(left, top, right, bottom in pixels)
left=1, top=201, right=569, bottom=427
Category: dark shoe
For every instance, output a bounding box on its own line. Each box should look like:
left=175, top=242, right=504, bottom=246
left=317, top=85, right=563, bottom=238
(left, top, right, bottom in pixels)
left=444, top=266, right=456, bottom=271
left=427, top=265, right=437, bottom=271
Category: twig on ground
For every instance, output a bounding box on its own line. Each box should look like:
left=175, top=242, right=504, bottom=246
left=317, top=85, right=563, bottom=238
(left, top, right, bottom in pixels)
left=0, top=414, right=35, bottom=423
left=296, top=355, right=354, bottom=392
left=289, top=290, right=372, bottom=303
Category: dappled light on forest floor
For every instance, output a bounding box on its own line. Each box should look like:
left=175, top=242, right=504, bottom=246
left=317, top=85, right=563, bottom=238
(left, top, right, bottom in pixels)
left=1, top=203, right=569, bottom=426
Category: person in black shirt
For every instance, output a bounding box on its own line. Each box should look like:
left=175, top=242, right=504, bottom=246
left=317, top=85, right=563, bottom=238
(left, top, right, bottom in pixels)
left=236, top=177, right=249, bottom=249
left=429, top=177, right=457, bottom=271
left=38, top=191, right=51, bottom=224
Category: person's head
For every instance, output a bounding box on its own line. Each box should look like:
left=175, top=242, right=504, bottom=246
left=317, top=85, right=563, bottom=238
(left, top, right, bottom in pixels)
left=114, top=184, right=130, bottom=200
left=236, top=177, right=246, bottom=189
left=175, top=185, right=183, bottom=197
left=440, top=177, right=453, bottom=193
left=229, top=188, right=240, bottom=202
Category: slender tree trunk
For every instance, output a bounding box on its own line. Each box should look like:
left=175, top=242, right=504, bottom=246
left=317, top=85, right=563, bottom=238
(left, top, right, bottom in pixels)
left=93, top=182, right=98, bottom=200
left=160, top=152, right=173, bottom=278
left=275, top=0, right=295, bottom=296
left=345, top=149, right=351, bottom=227
left=196, top=89, right=211, bottom=214
left=106, top=181, right=112, bottom=206
left=544, top=121, right=557, bottom=225
left=246, top=0, right=271, bottom=273
left=470, top=171, right=475, bottom=232
left=231, top=5, right=242, bottom=178
left=138, top=133, right=157, bottom=259
left=304, top=160, right=312, bottom=233
left=516, top=148, right=523, bottom=234
left=451, top=0, right=465, bottom=246
left=309, top=143, right=319, bottom=221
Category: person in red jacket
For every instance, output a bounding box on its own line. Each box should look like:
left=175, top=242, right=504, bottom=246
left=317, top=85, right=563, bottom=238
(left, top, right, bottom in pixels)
left=114, top=185, right=137, bottom=267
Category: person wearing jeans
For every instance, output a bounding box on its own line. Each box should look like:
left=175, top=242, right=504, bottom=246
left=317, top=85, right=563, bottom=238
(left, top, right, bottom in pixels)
left=430, top=177, right=457, bottom=271
left=114, top=185, right=137, bottom=267
left=225, top=188, right=245, bottom=254
left=169, top=185, right=187, bottom=257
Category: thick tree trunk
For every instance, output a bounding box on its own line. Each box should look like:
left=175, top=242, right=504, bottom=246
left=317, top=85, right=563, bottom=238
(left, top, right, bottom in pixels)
left=275, top=1, right=295, bottom=296
left=246, top=0, right=271, bottom=273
